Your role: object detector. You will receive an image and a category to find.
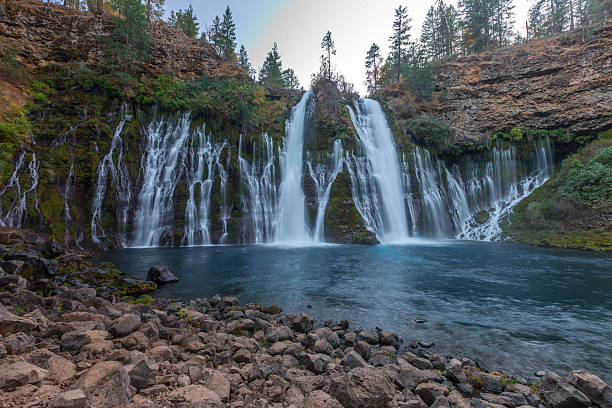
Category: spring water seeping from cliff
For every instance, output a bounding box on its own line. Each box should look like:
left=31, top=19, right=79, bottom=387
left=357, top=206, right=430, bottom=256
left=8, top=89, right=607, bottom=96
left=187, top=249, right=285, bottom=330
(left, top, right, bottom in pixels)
left=348, top=99, right=410, bottom=243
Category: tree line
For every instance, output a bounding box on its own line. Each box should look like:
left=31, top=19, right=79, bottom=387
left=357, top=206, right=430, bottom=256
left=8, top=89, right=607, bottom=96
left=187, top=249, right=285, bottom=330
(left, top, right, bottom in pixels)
left=364, top=0, right=610, bottom=96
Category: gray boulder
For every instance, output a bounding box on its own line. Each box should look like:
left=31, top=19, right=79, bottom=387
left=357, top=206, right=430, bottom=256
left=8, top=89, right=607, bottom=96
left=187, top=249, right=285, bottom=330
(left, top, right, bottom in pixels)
left=147, top=265, right=179, bottom=284
left=540, top=371, right=591, bottom=408
left=0, top=304, right=37, bottom=336
left=292, top=312, right=314, bottom=333
left=328, top=366, right=394, bottom=408
left=568, top=369, right=612, bottom=408
left=72, top=361, right=131, bottom=408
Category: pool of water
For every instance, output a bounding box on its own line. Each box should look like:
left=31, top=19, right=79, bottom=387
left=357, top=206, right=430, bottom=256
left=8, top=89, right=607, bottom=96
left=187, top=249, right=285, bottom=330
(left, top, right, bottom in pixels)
left=95, top=241, right=612, bottom=381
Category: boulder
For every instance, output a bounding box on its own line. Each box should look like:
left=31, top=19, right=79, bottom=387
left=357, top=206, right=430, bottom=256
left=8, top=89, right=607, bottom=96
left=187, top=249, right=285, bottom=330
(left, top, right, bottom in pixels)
left=0, top=275, right=28, bottom=290
left=127, top=357, right=159, bottom=391
left=202, top=368, right=231, bottom=402
left=109, top=313, right=141, bottom=337
left=415, top=382, right=449, bottom=405
left=341, top=349, right=369, bottom=371
left=445, top=358, right=467, bottom=383
left=378, top=330, right=400, bottom=347
left=304, top=353, right=331, bottom=374
left=147, top=265, right=179, bottom=284
left=60, top=331, right=91, bottom=354
left=41, top=239, right=65, bottom=259
left=2, top=332, right=35, bottom=354
left=328, top=367, right=395, bottom=408
left=568, top=369, right=612, bottom=408
left=233, top=348, right=252, bottom=363
left=48, top=389, right=87, bottom=408
left=261, top=305, right=282, bottom=314
left=0, top=304, right=37, bottom=336
left=292, top=312, right=314, bottom=333
left=168, top=384, right=222, bottom=407
left=540, top=371, right=591, bottom=408
left=302, top=390, right=343, bottom=408
left=48, top=355, right=77, bottom=384
left=72, top=361, right=131, bottom=408
left=0, top=360, right=47, bottom=389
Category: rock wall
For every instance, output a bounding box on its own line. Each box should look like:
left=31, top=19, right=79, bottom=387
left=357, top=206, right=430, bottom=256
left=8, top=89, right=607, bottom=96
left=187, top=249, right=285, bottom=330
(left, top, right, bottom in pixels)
left=0, top=0, right=244, bottom=81
left=432, top=24, right=612, bottom=141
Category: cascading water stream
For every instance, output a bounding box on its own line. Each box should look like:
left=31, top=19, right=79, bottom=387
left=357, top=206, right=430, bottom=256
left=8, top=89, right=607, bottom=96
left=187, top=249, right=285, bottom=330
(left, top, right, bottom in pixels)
left=238, top=134, right=278, bottom=244
left=91, top=105, right=132, bottom=245
left=274, top=91, right=314, bottom=244
left=132, top=113, right=191, bottom=247
left=182, top=127, right=226, bottom=246
left=307, top=139, right=344, bottom=242
left=348, top=99, right=410, bottom=243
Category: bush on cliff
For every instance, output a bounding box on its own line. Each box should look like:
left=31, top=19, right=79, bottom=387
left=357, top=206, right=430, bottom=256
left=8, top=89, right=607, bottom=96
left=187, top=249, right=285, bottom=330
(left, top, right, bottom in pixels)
left=407, top=114, right=453, bottom=153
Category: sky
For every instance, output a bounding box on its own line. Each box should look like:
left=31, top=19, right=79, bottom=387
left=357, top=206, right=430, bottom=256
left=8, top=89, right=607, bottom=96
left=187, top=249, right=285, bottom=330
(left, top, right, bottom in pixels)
left=165, top=0, right=532, bottom=95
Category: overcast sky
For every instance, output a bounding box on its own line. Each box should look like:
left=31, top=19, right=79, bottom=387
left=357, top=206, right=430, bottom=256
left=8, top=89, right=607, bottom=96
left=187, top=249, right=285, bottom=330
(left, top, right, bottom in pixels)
left=165, top=0, right=532, bottom=95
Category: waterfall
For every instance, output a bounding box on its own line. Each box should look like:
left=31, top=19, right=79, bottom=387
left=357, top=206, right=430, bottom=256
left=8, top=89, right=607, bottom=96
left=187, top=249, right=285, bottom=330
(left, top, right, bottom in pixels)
left=307, top=139, right=344, bottom=242
left=346, top=153, right=384, bottom=234
left=62, top=159, right=75, bottom=246
left=182, top=126, right=226, bottom=246
left=453, top=137, right=554, bottom=240
left=348, top=99, right=410, bottom=243
left=411, top=147, right=450, bottom=237
left=0, top=152, right=41, bottom=229
left=91, top=105, right=132, bottom=246
left=132, top=113, right=191, bottom=247
left=238, top=134, right=278, bottom=244
left=218, top=154, right=231, bottom=244
left=274, top=91, right=314, bottom=244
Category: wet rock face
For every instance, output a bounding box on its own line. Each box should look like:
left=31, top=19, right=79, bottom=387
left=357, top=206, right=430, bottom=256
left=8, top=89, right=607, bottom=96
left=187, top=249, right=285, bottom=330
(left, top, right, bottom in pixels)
left=431, top=24, right=612, bottom=141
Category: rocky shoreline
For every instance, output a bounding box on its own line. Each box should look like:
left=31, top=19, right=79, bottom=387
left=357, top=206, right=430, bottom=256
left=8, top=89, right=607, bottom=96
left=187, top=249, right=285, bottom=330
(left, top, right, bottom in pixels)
left=0, top=229, right=610, bottom=408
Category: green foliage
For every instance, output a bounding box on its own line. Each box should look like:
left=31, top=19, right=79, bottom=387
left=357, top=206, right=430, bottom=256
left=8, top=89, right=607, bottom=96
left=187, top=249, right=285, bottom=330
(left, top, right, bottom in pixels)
left=459, top=0, right=515, bottom=52
left=421, top=2, right=460, bottom=60
left=365, top=43, right=382, bottom=95
left=259, top=42, right=284, bottom=87
left=104, top=0, right=151, bottom=71
left=563, top=153, right=612, bottom=207
left=389, top=5, right=412, bottom=81
left=0, top=105, right=30, bottom=145
left=0, top=47, right=23, bottom=82
left=168, top=5, right=199, bottom=38
left=238, top=45, right=254, bottom=77
left=408, top=115, right=453, bottom=152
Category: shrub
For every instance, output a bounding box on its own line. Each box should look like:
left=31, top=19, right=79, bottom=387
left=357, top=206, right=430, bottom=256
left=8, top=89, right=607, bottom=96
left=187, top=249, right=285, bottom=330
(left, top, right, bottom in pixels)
left=562, top=156, right=612, bottom=207
left=0, top=47, right=23, bottom=82
left=408, top=114, right=453, bottom=152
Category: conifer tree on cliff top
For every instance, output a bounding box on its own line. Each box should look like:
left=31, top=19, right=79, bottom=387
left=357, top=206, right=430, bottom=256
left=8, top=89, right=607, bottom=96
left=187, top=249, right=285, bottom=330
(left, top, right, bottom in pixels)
left=105, top=0, right=150, bottom=70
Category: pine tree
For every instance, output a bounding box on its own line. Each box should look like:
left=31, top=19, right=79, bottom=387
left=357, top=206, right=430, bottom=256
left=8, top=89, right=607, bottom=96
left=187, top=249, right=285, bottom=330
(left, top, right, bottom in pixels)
left=421, top=6, right=441, bottom=60
left=238, top=45, right=254, bottom=77
left=105, top=0, right=150, bottom=70
left=259, top=42, right=284, bottom=87
left=170, top=5, right=199, bottom=38
left=208, top=16, right=222, bottom=54
left=320, top=31, right=336, bottom=80
left=365, top=43, right=382, bottom=94
left=389, top=5, right=412, bottom=81
left=220, top=6, right=237, bottom=60
left=144, top=0, right=164, bottom=23
left=459, top=0, right=514, bottom=53
left=282, top=68, right=300, bottom=90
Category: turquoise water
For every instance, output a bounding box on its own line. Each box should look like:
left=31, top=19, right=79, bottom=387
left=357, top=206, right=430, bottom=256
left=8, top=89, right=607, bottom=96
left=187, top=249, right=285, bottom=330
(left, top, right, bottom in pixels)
left=97, top=241, right=612, bottom=381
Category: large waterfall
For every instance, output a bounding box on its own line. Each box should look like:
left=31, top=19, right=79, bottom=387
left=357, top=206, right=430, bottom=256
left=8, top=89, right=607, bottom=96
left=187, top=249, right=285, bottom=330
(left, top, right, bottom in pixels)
left=274, top=91, right=314, bottom=244
left=348, top=99, right=410, bottom=243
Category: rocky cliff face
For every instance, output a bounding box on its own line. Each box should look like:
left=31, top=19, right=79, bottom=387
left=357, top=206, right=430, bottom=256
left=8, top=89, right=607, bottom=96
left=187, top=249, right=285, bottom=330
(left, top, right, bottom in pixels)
left=431, top=24, right=612, bottom=142
left=0, top=0, right=244, bottom=81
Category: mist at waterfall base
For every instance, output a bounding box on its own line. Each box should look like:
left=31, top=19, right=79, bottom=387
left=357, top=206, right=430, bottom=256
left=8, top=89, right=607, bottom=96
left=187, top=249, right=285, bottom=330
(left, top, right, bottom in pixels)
left=97, top=242, right=612, bottom=382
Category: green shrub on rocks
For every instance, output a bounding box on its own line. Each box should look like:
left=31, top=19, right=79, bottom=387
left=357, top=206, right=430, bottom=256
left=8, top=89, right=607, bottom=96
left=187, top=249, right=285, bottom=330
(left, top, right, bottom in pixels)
left=407, top=114, right=453, bottom=153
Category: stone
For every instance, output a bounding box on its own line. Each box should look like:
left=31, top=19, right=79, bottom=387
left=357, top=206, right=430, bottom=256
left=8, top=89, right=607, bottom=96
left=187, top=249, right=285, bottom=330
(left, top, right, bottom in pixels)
left=0, top=275, right=28, bottom=290
left=202, top=369, right=231, bottom=402
left=60, top=331, right=91, bottom=354
left=168, top=385, right=222, bottom=407
left=480, top=392, right=514, bottom=407
left=72, top=361, right=131, bottom=408
left=411, top=357, right=433, bottom=370
left=109, top=313, right=141, bottom=337
left=292, top=312, right=314, bottom=333
left=233, top=348, right=252, bottom=363
left=127, top=357, right=159, bottom=390
left=2, top=332, right=35, bottom=354
left=147, top=265, right=179, bottom=284
left=341, top=350, right=369, bottom=371
left=445, top=358, right=468, bottom=383
left=313, top=338, right=332, bottom=354
left=448, top=390, right=470, bottom=408
left=0, top=304, right=37, bottom=336
left=354, top=340, right=371, bottom=360
left=261, top=305, right=282, bottom=314
left=386, top=363, right=440, bottom=390
left=48, top=355, right=77, bottom=384
left=304, top=353, right=331, bottom=374
left=48, top=389, right=87, bottom=408
left=431, top=396, right=451, bottom=408
left=415, top=382, right=449, bottom=405
left=302, top=390, right=343, bottom=408
left=0, top=360, right=48, bottom=388
left=328, top=367, right=395, bottom=408
left=378, top=330, right=400, bottom=347
left=568, top=369, right=612, bottom=408
left=41, top=240, right=65, bottom=259
left=358, top=329, right=380, bottom=344
left=540, top=371, right=591, bottom=408
left=469, top=398, right=507, bottom=408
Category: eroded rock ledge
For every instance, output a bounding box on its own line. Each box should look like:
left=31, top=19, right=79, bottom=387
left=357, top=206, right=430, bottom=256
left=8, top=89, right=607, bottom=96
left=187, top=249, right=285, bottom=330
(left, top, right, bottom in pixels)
left=0, top=229, right=611, bottom=408
left=431, top=24, right=612, bottom=141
